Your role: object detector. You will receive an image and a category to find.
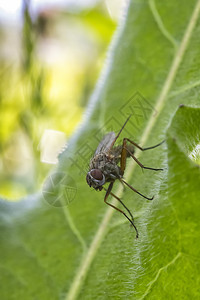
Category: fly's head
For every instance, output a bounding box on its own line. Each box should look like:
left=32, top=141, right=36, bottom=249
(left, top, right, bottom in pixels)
left=86, top=169, right=105, bottom=191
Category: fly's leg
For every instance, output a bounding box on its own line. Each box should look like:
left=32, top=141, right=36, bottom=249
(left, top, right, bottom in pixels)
left=120, top=178, right=153, bottom=200
left=103, top=185, right=135, bottom=222
left=120, top=137, right=128, bottom=175
left=104, top=182, right=139, bottom=238
left=125, top=146, right=163, bottom=171
left=125, top=139, right=165, bottom=152
left=121, top=138, right=164, bottom=173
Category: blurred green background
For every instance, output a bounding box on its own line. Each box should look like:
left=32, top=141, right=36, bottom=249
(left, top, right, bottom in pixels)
left=0, top=0, right=120, bottom=199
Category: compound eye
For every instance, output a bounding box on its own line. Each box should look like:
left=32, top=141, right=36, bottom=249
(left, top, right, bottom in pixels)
left=86, top=169, right=105, bottom=187
left=86, top=173, right=92, bottom=187
left=90, top=169, right=103, bottom=181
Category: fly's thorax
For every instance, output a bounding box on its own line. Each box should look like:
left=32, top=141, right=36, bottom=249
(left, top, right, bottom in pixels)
left=103, top=162, right=122, bottom=181
left=89, top=152, right=121, bottom=182
left=89, top=153, right=112, bottom=170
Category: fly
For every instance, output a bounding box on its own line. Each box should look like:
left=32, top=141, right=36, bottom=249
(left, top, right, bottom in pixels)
left=86, top=116, right=163, bottom=238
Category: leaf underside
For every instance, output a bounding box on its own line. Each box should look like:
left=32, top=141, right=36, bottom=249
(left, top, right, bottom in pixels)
left=1, top=0, right=200, bottom=299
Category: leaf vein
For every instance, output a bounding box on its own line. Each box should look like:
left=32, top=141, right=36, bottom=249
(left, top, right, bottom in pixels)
left=62, top=206, right=87, bottom=252
left=148, top=0, right=178, bottom=49
left=139, top=252, right=182, bottom=300
left=169, top=79, right=200, bottom=98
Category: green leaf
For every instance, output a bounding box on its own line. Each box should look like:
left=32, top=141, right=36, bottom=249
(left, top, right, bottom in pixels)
left=1, top=1, right=200, bottom=299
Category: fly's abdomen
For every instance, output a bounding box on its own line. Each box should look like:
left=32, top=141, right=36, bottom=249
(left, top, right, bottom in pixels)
left=112, top=144, right=134, bottom=158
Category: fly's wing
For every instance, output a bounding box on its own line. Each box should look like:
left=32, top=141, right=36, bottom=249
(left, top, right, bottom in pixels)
left=94, top=132, right=116, bottom=155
